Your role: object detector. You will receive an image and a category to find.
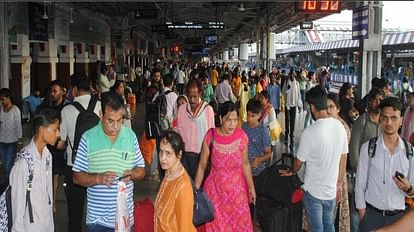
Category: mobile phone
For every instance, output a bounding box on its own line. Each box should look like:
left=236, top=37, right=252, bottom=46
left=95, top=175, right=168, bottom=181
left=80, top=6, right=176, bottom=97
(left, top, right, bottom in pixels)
left=395, top=171, right=404, bottom=180
left=115, top=174, right=131, bottom=181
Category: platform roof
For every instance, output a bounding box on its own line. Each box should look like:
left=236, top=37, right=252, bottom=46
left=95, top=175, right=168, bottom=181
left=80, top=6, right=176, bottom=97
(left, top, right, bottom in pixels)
left=72, top=1, right=356, bottom=54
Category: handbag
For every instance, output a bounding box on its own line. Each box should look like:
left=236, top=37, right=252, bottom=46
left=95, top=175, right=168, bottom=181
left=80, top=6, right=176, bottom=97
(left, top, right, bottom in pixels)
left=192, top=129, right=215, bottom=226
left=192, top=184, right=214, bottom=226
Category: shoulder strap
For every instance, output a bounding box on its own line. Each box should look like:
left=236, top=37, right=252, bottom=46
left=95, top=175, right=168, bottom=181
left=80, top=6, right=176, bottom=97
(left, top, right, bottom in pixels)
left=368, top=137, right=378, bottom=158
left=17, top=149, right=35, bottom=223
left=72, top=101, right=86, bottom=113
left=86, top=97, right=98, bottom=113
left=402, top=138, right=414, bottom=159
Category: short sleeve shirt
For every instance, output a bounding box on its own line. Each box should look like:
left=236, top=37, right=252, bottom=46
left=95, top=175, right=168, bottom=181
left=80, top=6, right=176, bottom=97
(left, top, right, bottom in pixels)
left=72, top=123, right=145, bottom=228
left=242, top=123, right=272, bottom=176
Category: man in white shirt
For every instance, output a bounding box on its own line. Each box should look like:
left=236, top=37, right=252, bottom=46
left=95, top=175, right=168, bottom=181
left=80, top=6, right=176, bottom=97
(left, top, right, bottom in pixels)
left=281, top=86, right=348, bottom=232
left=152, top=73, right=178, bottom=128
left=99, top=65, right=114, bottom=93
left=355, top=97, right=414, bottom=231
left=282, top=69, right=302, bottom=144
left=57, top=73, right=101, bottom=232
left=177, top=65, right=186, bottom=95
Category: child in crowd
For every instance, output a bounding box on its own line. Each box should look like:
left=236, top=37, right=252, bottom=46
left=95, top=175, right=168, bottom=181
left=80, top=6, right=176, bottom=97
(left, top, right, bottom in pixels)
left=242, top=99, right=272, bottom=219
left=172, top=95, right=188, bottom=128
left=242, top=99, right=272, bottom=177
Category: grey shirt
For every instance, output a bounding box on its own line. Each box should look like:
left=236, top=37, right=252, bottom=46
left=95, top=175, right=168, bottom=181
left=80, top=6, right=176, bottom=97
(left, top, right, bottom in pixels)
left=9, top=139, right=54, bottom=232
left=349, top=113, right=382, bottom=171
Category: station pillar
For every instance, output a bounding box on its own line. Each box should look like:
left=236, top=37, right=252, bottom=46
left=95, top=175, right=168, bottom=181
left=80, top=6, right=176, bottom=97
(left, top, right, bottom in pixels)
left=9, top=34, right=30, bottom=107
left=357, top=1, right=383, bottom=99
left=0, top=2, right=10, bottom=88
left=57, top=41, right=75, bottom=88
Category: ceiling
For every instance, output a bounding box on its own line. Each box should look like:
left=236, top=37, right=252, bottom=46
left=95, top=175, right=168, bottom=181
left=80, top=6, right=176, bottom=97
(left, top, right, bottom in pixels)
left=71, top=1, right=356, bottom=54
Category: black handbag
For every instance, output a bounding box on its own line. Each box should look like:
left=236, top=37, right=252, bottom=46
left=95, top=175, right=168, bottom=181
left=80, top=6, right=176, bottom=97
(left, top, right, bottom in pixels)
left=193, top=186, right=215, bottom=226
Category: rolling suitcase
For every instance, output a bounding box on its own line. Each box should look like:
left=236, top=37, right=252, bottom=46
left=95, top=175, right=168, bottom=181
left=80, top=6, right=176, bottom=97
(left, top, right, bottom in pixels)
left=256, top=196, right=303, bottom=232
left=255, top=153, right=304, bottom=232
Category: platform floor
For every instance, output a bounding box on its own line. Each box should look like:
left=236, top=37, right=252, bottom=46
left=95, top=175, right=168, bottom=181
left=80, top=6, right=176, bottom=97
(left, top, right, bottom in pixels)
left=2, top=102, right=308, bottom=231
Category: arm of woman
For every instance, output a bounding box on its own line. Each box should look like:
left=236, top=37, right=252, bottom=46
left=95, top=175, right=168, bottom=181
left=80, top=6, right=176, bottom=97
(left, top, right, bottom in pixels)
left=266, top=107, right=277, bottom=130
left=242, top=148, right=256, bottom=204
left=194, top=138, right=210, bottom=189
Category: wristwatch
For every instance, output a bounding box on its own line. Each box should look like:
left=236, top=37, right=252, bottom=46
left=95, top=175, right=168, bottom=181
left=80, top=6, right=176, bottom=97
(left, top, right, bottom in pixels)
left=405, top=185, right=413, bottom=194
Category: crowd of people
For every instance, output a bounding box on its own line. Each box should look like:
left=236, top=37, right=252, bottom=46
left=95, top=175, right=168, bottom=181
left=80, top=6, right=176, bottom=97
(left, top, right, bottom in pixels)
left=1, top=59, right=414, bottom=232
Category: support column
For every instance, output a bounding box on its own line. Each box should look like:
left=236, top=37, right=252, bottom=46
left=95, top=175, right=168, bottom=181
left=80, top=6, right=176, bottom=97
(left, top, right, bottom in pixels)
left=10, top=34, right=30, bottom=107
left=0, top=2, right=10, bottom=88
left=74, top=42, right=90, bottom=76
left=357, top=1, right=383, bottom=98
left=57, top=41, right=74, bottom=88
left=239, top=43, right=248, bottom=70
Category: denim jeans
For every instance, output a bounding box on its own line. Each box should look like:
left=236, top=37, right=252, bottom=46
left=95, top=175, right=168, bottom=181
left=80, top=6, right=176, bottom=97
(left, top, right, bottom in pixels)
left=87, top=224, right=133, bottom=232
left=0, top=142, right=17, bottom=174
left=304, top=191, right=336, bottom=232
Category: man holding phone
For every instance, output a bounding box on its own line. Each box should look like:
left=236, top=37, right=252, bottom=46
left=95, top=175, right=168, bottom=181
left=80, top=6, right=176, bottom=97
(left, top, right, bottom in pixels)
left=355, top=97, right=414, bottom=232
left=72, top=92, right=145, bottom=231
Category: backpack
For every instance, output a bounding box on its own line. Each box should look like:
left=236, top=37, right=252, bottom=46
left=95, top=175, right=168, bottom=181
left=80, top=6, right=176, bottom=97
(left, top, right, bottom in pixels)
left=368, top=137, right=413, bottom=159
left=68, top=97, right=99, bottom=163
left=145, top=90, right=172, bottom=139
left=0, top=149, right=37, bottom=232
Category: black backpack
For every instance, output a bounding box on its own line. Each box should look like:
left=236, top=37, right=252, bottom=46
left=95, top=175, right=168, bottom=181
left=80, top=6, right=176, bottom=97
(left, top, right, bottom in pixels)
left=145, top=90, right=172, bottom=139
left=255, top=163, right=303, bottom=208
left=69, top=97, right=100, bottom=163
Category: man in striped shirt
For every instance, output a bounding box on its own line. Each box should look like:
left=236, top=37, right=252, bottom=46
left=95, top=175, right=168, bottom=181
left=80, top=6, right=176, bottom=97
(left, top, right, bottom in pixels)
left=73, top=91, right=145, bottom=231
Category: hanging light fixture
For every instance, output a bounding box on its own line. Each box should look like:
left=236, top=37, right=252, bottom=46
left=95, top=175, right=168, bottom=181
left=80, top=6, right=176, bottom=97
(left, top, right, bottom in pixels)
left=69, top=8, right=74, bottom=24
left=89, top=16, right=93, bottom=31
left=42, top=1, right=48, bottom=20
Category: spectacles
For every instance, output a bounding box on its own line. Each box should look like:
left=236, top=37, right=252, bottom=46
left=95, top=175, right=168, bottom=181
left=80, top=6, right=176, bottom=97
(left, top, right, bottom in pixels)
left=327, top=104, right=337, bottom=109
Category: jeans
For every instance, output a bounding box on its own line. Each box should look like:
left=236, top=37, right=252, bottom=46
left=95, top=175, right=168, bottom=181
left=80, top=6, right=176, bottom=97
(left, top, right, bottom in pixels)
left=0, top=142, right=17, bottom=175
left=304, top=191, right=336, bottom=232
left=359, top=207, right=403, bottom=232
left=88, top=223, right=134, bottom=232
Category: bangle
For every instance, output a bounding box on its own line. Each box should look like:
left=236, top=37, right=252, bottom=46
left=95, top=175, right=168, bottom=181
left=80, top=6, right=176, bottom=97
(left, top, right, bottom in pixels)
left=405, top=185, right=413, bottom=194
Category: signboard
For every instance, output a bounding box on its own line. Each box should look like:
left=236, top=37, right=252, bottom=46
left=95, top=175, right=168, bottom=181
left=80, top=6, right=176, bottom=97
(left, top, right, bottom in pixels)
left=352, top=5, right=369, bottom=40
left=28, top=2, right=48, bottom=41
left=152, top=22, right=224, bottom=32
left=135, top=9, right=158, bottom=19
left=185, top=37, right=201, bottom=44
left=295, top=1, right=340, bottom=13
left=300, top=22, right=314, bottom=30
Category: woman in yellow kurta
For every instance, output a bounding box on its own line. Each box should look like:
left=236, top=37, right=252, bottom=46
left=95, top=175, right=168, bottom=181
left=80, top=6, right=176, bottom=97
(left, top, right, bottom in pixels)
left=154, top=131, right=196, bottom=232
left=239, top=76, right=250, bottom=123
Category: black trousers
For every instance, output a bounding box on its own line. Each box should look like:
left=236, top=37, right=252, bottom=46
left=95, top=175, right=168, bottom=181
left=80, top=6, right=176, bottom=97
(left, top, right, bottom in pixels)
left=181, top=152, right=199, bottom=180
left=284, top=106, right=297, bottom=139
left=64, top=165, right=87, bottom=232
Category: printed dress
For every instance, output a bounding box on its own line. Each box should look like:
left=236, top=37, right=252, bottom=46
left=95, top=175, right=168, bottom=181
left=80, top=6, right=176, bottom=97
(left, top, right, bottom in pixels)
left=198, top=128, right=253, bottom=232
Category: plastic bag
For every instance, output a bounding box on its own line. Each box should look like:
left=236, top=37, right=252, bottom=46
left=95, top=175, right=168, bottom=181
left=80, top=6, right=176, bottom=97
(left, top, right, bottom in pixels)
left=115, top=181, right=131, bottom=232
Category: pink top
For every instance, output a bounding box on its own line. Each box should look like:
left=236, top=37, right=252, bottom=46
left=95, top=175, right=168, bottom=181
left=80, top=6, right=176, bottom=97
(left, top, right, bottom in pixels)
left=199, top=127, right=253, bottom=231
left=175, top=101, right=215, bottom=153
